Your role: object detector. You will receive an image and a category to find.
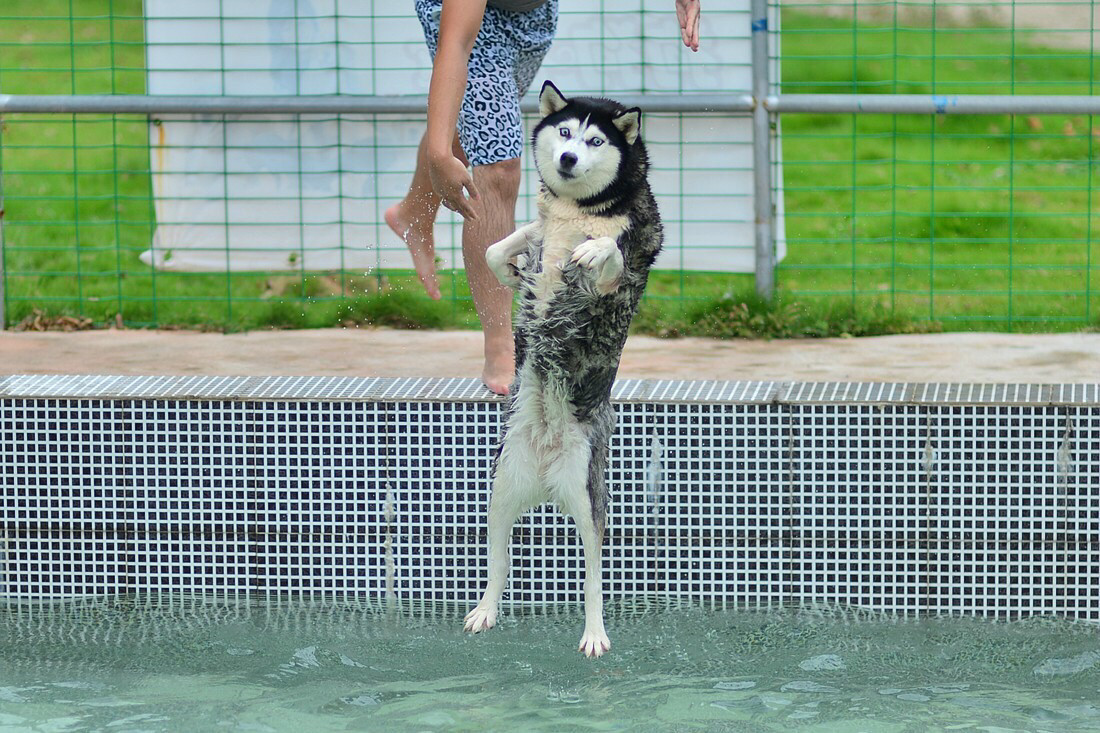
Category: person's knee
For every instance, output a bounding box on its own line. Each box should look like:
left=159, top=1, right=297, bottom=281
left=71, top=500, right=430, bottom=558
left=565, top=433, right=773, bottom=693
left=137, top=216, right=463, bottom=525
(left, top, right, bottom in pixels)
left=475, top=158, right=522, bottom=202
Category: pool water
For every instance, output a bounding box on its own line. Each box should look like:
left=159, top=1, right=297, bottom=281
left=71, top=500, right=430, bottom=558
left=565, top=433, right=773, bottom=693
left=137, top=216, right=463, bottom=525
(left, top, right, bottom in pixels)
left=2, top=596, right=1099, bottom=732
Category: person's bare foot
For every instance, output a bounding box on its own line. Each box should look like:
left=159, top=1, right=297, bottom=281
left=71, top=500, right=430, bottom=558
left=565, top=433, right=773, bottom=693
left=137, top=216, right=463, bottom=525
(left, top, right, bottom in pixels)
left=386, top=201, right=441, bottom=300
left=481, top=337, right=515, bottom=396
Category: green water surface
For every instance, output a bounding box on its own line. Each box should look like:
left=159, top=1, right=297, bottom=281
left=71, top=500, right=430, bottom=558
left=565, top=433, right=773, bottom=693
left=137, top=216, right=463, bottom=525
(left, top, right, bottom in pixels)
left=1, top=596, right=1099, bottom=732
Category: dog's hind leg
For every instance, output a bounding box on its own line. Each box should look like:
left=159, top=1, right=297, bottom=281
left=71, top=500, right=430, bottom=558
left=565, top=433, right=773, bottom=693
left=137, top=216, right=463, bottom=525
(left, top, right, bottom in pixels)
left=574, top=499, right=609, bottom=658
left=464, top=437, right=540, bottom=633
left=546, top=425, right=612, bottom=658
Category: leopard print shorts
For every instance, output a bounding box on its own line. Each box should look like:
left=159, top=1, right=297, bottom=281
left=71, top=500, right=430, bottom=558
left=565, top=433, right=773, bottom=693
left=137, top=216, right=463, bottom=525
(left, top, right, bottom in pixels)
left=415, top=0, right=558, bottom=166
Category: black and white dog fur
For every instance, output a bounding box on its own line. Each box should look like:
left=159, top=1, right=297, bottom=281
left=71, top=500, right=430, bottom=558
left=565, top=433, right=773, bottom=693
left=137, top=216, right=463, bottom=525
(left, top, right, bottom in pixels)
left=463, top=81, right=663, bottom=657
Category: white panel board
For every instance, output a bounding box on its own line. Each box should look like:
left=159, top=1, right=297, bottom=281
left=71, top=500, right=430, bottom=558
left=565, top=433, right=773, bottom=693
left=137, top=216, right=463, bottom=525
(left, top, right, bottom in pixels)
left=142, top=0, right=785, bottom=273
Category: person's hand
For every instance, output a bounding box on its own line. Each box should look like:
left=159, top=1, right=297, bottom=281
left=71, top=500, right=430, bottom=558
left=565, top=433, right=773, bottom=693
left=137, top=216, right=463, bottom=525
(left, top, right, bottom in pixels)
left=428, top=151, right=481, bottom=221
left=675, top=0, right=700, bottom=51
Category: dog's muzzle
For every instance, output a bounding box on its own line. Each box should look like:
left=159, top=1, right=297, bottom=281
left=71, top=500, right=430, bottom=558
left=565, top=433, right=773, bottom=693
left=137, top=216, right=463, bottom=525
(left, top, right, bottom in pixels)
left=558, top=152, right=578, bottom=178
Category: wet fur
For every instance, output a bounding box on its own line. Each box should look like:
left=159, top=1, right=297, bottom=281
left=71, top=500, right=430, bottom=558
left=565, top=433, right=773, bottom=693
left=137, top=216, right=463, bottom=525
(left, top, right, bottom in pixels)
left=465, top=81, right=663, bottom=657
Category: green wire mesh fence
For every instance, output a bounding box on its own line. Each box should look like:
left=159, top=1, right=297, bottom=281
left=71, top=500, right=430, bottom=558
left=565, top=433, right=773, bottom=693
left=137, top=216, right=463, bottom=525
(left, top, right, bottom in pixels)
left=1, top=0, right=770, bottom=333
left=0, top=0, right=1097, bottom=333
left=778, top=0, right=1098, bottom=331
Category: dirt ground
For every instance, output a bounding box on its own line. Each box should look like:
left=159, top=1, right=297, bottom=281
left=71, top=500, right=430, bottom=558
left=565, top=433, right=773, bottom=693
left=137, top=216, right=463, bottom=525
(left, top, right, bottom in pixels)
left=2, top=328, right=1098, bottom=384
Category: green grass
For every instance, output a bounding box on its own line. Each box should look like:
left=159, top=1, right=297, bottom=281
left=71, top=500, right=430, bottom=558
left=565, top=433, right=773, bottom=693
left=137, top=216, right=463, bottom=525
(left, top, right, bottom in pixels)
left=1, top=1, right=1097, bottom=336
left=778, top=9, right=1100, bottom=333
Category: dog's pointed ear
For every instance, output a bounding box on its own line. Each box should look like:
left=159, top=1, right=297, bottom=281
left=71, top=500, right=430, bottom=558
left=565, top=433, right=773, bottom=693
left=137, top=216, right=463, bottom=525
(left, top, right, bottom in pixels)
left=539, top=80, right=568, bottom=118
left=613, top=108, right=641, bottom=145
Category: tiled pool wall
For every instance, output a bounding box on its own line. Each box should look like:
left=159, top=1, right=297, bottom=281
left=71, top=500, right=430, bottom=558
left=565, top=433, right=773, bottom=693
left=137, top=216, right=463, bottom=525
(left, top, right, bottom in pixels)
left=2, top=376, right=1098, bottom=619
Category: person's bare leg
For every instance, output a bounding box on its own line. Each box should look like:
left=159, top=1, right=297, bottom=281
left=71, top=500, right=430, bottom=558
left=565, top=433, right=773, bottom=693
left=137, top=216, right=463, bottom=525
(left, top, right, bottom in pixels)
left=385, top=132, right=468, bottom=300
left=464, top=158, right=521, bottom=395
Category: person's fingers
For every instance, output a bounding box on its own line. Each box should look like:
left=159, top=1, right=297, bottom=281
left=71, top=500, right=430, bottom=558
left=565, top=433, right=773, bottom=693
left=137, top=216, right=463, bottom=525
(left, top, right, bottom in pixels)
left=453, top=174, right=480, bottom=220
left=443, top=180, right=479, bottom=221
left=686, top=2, right=700, bottom=50
left=452, top=193, right=479, bottom=221
left=464, top=177, right=481, bottom=205
left=431, top=157, right=481, bottom=220
left=676, top=0, right=700, bottom=51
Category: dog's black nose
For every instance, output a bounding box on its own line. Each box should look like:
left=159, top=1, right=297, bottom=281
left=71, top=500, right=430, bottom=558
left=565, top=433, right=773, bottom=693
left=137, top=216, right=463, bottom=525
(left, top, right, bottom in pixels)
left=559, top=152, right=577, bottom=171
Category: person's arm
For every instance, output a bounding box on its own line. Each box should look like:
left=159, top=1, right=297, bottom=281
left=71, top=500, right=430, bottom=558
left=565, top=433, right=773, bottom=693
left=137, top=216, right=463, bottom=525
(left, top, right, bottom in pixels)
left=426, top=0, right=487, bottom=221
left=675, top=0, right=700, bottom=51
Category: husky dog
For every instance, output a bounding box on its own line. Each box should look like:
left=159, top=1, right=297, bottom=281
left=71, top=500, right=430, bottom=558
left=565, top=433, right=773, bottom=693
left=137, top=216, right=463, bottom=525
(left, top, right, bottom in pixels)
left=463, top=81, right=662, bottom=657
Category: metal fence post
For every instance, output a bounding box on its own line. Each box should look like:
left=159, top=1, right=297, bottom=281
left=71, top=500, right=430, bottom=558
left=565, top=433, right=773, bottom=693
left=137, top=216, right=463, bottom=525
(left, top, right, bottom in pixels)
left=751, top=0, right=776, bottom=299
left=0, top=225, right=5, bottom=330
left=0, top=118, right=5, bottom=330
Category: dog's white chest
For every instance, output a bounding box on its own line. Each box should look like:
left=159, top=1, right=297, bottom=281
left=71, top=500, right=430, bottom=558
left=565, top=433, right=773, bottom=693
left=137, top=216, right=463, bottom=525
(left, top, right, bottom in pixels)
left=530, top=193, right=628, bottom=307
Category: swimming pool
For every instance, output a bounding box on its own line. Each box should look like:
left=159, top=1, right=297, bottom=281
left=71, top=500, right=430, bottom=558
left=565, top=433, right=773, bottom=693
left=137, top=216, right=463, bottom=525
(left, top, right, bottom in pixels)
left=2, top=375, right=1098, bottom=730
left=2, top=595, right=1099, bottom=732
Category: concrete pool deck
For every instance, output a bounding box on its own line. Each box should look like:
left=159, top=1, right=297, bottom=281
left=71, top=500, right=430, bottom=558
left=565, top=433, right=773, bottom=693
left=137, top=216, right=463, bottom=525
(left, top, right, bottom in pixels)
left=1, top=328, right=1098, bottom=385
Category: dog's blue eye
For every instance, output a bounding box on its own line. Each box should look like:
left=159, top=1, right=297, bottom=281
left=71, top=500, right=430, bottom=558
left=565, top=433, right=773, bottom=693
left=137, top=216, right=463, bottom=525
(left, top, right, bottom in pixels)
left=589, top=137, right=604, bottom=147
left=559, top=127, right=571, bottom=139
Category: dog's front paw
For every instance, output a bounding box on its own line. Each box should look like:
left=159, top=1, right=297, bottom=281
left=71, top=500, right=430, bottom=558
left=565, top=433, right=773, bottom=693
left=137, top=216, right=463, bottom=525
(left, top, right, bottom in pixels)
left=485, top=245, right=521, bottom=289
left=570, top=236, right=619, bottom=270
left=463, top=602, right=498, bottom=633
left=578, top=627, right=611, bottom=658
left=571, top=237, right=623, bottom=294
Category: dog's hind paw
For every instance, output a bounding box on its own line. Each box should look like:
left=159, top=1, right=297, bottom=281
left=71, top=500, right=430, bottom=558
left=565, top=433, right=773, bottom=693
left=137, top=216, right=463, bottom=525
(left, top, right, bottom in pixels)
left=578, top=629, right=611, bottom=658
left=463, top=603, right=498, bottom=634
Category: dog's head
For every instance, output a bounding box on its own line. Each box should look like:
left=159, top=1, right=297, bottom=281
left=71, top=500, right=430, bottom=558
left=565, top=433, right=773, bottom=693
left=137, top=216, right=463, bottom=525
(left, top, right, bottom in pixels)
left=531, top=81, right=643, bottom=205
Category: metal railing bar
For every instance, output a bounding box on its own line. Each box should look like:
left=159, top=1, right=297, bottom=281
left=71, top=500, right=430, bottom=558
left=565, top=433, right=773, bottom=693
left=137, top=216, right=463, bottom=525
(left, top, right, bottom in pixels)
left=767, top=94, right=1100, bottom=115
left=0, top=94, right=756, bottom=115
